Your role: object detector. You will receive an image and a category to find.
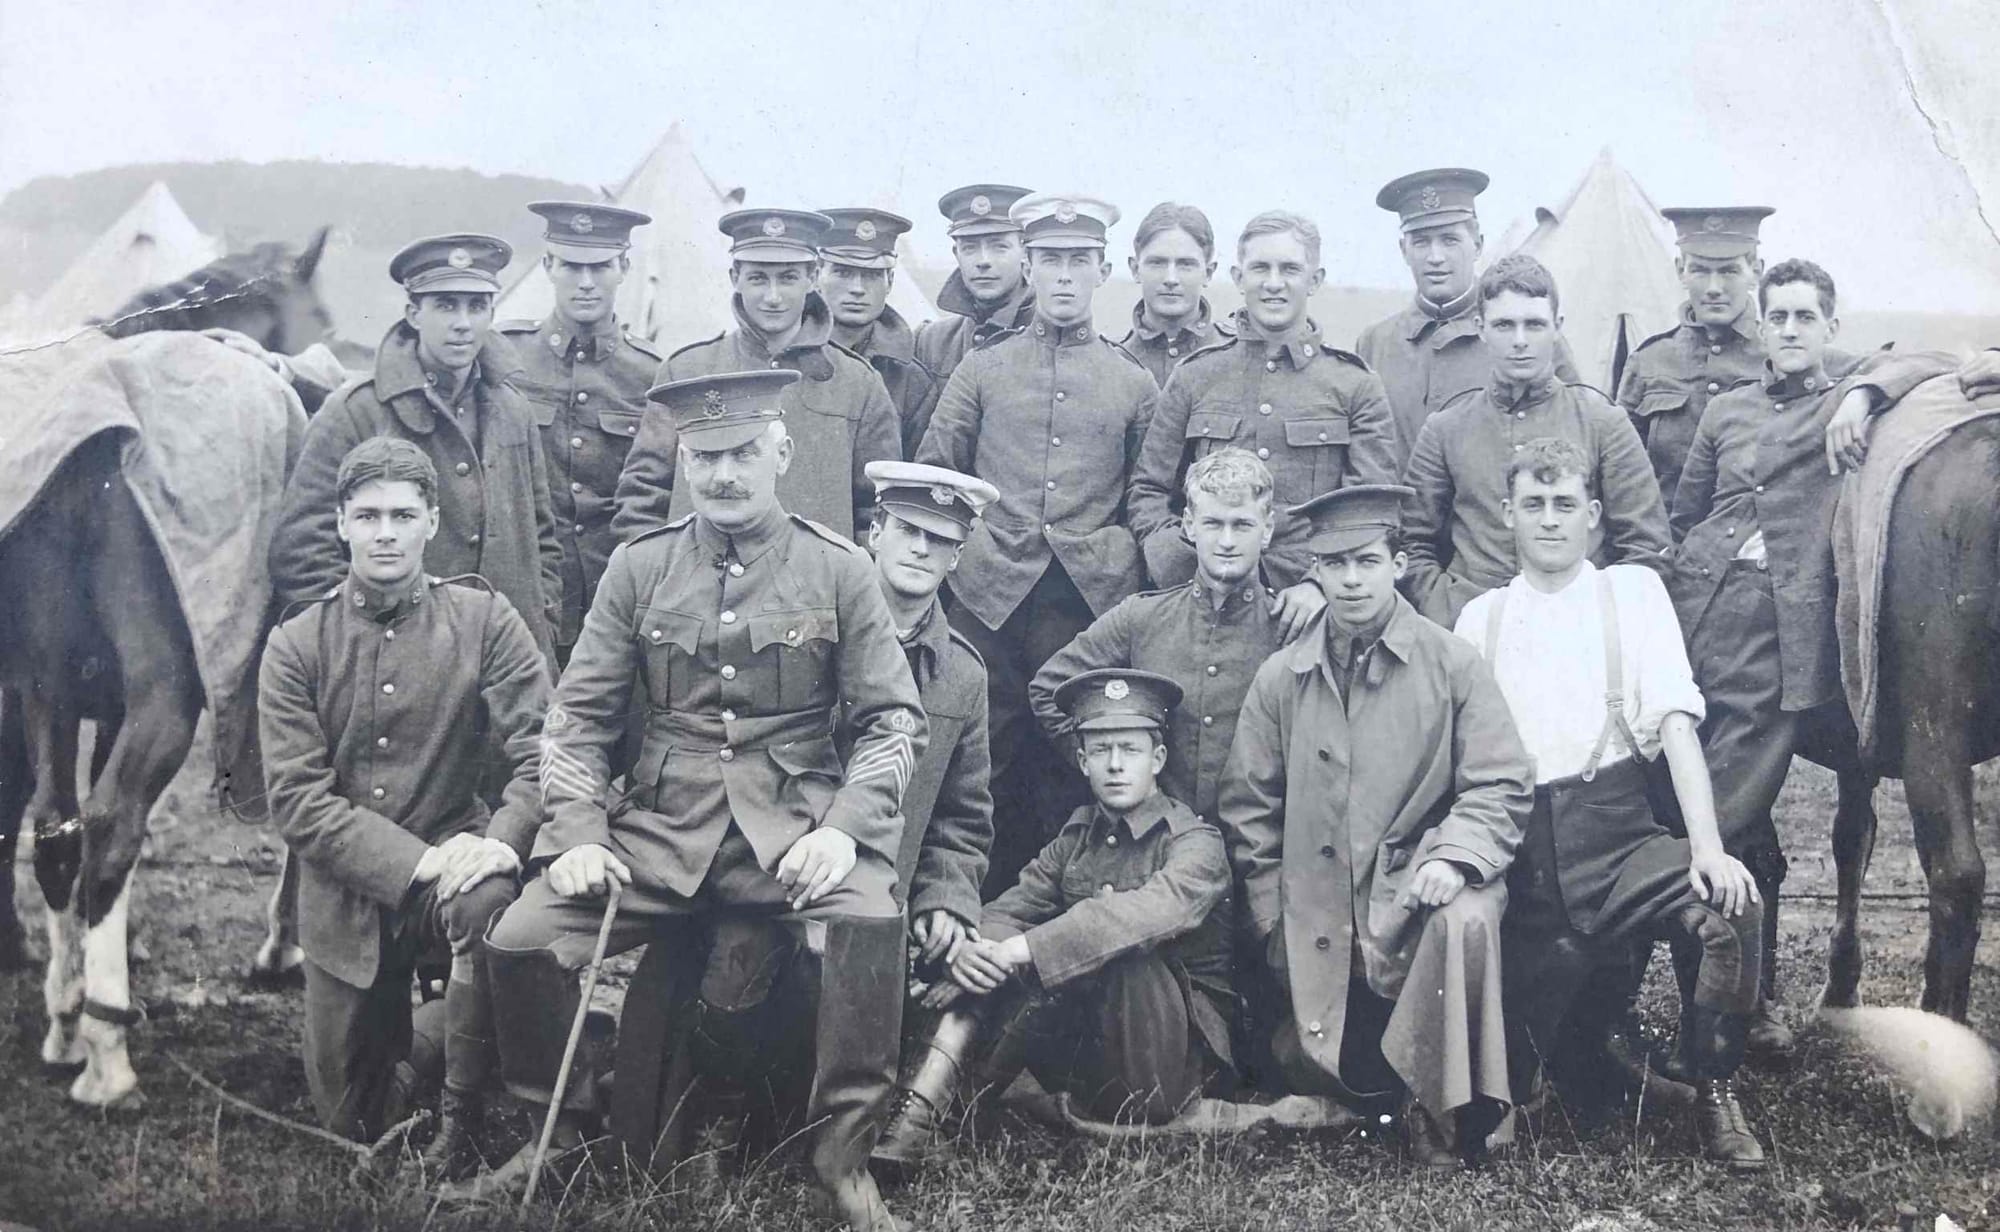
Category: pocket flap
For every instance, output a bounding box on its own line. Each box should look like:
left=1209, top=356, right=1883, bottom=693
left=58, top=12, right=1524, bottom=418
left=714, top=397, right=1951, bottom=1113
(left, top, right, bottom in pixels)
left=597, top=405, right=643, bottom=438
left=1633, top=390, right=1691, bottom=419
left=750, top=607, right=839, bottom=653
left=766, top=735, right=842, bottom=779
left=1185, top=411, right=1241, bottom=442
left=638, top=606, right=703, bottom=653
left=1283, top=416, right=1349, bottom=448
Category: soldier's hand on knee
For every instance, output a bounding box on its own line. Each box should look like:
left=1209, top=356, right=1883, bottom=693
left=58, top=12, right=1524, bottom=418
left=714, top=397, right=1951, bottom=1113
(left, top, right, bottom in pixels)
left=1400, top=858, right=1467, bottom=910
left=548, top=843, right=633, bottom=899
left=950, top=938, right=1015, bottom=994
left=1271, top=582, right=1329, bottom=643
left=1688, top=847, right=1759, bottom=918
left=777, top=827, right=858, bottom=910
left=438, top=837, right=520, bottom=900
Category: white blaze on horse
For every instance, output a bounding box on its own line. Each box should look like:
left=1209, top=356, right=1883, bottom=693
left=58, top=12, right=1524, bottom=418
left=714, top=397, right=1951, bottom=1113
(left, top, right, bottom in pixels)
left=0, top=231, right=332, bottom=1109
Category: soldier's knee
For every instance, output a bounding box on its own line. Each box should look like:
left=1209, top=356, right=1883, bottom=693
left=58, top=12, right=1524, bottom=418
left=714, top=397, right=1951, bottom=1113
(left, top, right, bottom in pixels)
left=444, top=877, right=519, bottom=951
left=699, top=917, right=790, bottom=1012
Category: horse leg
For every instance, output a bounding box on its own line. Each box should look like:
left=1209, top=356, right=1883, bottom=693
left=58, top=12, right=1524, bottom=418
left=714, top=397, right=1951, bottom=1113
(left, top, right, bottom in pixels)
left=248, top=849, right=305, bottom=986
left=68, top=873, right=143, bottom=1109
left=1900, top=735, right=1984, bottom=1022
left=1820, top=768, right=1878, bottom=1010
left=17, top=692, right=86, bottom=1069
left=0, top=692, right=30, bottom=970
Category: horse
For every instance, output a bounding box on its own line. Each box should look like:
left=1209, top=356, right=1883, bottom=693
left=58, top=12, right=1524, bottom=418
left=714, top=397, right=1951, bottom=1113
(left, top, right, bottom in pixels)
left=0, top=228, right=332, bottom=1109
left=1822, top=362, right=2000, bottom=1024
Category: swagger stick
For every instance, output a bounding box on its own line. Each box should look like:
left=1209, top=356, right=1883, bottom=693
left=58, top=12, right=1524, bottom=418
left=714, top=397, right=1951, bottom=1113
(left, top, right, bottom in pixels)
left=522, top=881, right=622, bottom=1211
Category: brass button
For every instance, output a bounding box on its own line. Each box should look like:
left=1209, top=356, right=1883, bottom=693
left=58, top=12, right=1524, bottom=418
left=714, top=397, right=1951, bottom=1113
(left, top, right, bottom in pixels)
left=721, top=610, right=737, bottom=624
left=1710, top=344, right=1723, bottom=354
left=626, top=424, right=637, bottom=435
left=574, top=524, right=584, bottom=534
left=1202, top=715, right=1214, bottom=727
left=1265, top=361, right=1277, bottom=372
left=718, top=748, right=734, bottom=762
left=570, top=436, right=584, bottom=448
left=1044, top=523, right=1054, bottom=534
left=1315, top=936, right=1331, bottom=951
left=1726, top=527, right=1736, bottom=537
left=721, top=665, right=737, bottom=680
left=721, top=709, right=736, bottom=722
left=728, top=563, right=744, bottom=577
left=1707, top=382, right=1720, bottom=393
left=1755, top=484, right=1765, bottom=494
left=1257, top=447, right=1271, bottom=460
left=1051, top=436, right=1062, bottom=446
left=649, top=629, right=663, bottom=642
left=1316, top=749, right=1330, bottom=762
left=469, top=532, right=482, bottom=545
left=1046, top=480, right=1056, bottom=490
left=576, top=391, right=589, bottom=403
left=454, top=462, right=471, bottom=476
left=384, top=629, right=395, bottom=641
left=381, top=683, right=395, bottom=695
left=1105, top=833, right=1117, bottom=846
left=1258, top=403, right=1273, bottom=415
left=1055, top=391, right=1067, bottom=402
left=570, top=482, right=583, bottom=493
left=1307, top=1020, right=1323, bottom=1035
left=371, top=787, right=385, bottom=800
left=1167, top=347, right=1179, bottom=357
left=1321, top=844, right=1335, bottom=857
left=1101, top=883, right=1115, bottom=894
left=1206, top=665, right=1218, bottom=676
left=376, top=737, right=388, bottom=749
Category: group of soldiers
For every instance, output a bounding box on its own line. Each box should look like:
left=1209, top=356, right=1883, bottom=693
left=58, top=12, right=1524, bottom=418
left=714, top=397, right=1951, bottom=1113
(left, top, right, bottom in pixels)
left=247, top=165, right=1976, bottom=1230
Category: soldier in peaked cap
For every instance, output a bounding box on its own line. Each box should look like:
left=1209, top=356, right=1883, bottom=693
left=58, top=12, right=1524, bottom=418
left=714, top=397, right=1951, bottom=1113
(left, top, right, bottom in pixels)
left=818, top=207, right=944, bottom=454
left=915, top=190, right=1159, bottom=897
left=691, top=459, right=1002, bottom=1170
left=472, top=368, right=925, bottom=1229
left=496, top=202, right=659, bottom=666
left=1355, top=169, right=1578, bottom=465
left=272, top=232, right=564, bottom=663
left=913, top=184, right=1039, bottom=383
left=875, top=666, right=1234, bottom=1159
left=1618, top=206, right=1859, bottom=509
left=613, top=208, right=902, bottom=545
left=1218, top=482, right=1532, bottom=1165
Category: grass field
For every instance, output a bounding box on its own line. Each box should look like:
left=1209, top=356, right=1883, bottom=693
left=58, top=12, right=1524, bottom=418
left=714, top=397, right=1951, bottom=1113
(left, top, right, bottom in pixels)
left=2, top=747, right=1996, bottom=1231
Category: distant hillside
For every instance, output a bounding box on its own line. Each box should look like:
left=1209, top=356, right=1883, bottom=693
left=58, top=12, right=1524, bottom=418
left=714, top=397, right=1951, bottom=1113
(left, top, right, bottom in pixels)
left=0, top=161, right=595, bottom=344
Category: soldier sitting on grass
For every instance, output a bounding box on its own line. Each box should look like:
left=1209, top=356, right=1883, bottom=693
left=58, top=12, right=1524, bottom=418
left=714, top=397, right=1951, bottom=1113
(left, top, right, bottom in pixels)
left=873, top=668, right=1234, bottom=1162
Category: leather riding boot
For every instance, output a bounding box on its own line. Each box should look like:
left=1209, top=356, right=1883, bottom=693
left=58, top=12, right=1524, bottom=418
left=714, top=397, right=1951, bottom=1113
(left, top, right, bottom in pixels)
left=873, top=1008, right=981, bottom=1171
left=485, top=942, right=597, bottom=1119
left=417, top=1089, right=484, bottom=1182
left=806, top=916, right=906, bottom=1224
left=1695, top=1077, right=1767, bottom=1172
left=1402, top=1095, right=1459, bottom=1170
left=1746, top=870, right=1794, bottom=1061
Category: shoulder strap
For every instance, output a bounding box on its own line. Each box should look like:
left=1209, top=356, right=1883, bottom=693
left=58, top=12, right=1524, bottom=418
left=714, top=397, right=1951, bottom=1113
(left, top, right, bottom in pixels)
left=1581, top=570, right=1643, bottom=781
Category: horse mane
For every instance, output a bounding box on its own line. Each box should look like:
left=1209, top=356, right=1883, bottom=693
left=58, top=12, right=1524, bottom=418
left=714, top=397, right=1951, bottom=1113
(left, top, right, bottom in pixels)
left=95, top=241, right=305, bottom=339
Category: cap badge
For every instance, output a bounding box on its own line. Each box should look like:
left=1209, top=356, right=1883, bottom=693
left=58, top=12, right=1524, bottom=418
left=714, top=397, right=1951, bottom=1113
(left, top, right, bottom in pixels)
left=447, top=247, right=473, bottom=269
left=571, top=212, right=595, bottom=234
left=762, top=216, right=786, bottom=237
left=701, top=389, right=728, bottom=418
left=970, top=194, right=992, bottom=217
left=930, top=485, right=958, bottom=506
left=1104, top=679, right=1130, bottom=701
left=855, top=219, right=878, bottom=241
left=1703, top=215, right=1725, bottom=232
left=1419, top=185, right=1441, bottom=211
left=1054, top=200, right=1079, bottom=224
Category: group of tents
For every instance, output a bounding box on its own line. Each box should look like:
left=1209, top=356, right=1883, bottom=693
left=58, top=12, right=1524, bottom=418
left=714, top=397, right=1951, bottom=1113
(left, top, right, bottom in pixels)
left=0, top=134, right=1687, bottom=394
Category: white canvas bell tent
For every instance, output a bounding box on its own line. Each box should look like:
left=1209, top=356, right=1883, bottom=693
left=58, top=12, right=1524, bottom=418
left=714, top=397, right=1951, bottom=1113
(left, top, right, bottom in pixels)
left=10, top=181, right=223, bottom=345
left=1498, top=149, right=1686, bottom=393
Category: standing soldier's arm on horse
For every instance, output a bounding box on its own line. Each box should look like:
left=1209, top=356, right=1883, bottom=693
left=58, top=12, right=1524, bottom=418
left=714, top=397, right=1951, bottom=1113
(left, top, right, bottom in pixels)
left=269, top=395, right=369, bottom=606
left=1823, top=350, right=1974, bottom=474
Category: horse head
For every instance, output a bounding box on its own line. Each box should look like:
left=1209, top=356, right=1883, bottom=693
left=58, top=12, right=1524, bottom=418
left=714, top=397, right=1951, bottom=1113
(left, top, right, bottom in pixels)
left=99, top=227, right=336, bottom=357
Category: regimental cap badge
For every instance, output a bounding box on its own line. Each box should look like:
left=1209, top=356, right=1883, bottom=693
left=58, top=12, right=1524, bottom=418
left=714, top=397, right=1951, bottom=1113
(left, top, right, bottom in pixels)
left=855, top=219, right=878, bottom=241
left=447, top=247, right=473, bottom=269
left=1104, top=679, right=1130, bottom=700
left=1419, top=185, right=1441, bottom=211
left=571, top=212, right=595, bottom=234
left=1703, top=215, right=1725, bottom=232
left=763, top=215, right=787, bottom=237
left=930, top=485, right=958, bottom=506
left=701, top=389, right=728, bottom=418
left=1054, top=200, right=1079, bottom=224
left=970, top=194, right=993, bottom=216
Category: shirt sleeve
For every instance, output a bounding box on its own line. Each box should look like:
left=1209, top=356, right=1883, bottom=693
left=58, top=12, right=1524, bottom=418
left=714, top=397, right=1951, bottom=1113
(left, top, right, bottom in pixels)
left=981, top=824, right=1081, bottom=940
left=1623, top=567, right=1706, bottom=745
left=1027, top=599, right=1135, bottom=744
left=478, top=594, right=555, bottom=859
left=824, top=550, right=929, bottom=862
left=534, top=541, right=642, bottom=859
left=908, top=671, right=993, bottom=926
left=1342, top=370, right=1404, bottom=487
left=259, top=625, right=430, bottom=905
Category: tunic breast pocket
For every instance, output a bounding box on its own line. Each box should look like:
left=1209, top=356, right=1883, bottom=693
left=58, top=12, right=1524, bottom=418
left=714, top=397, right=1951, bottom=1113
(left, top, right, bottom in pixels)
left=1184, top=410, right=1242, bottom=462
left=750, top=607, right=839, bottom=710
left=1281, top=414, right=1350, bottom=499
left=511, top=379, right=565, bottom=429
left=636, top=606, right=703, bottom=705
left=596, top=405, right=644, bottom=444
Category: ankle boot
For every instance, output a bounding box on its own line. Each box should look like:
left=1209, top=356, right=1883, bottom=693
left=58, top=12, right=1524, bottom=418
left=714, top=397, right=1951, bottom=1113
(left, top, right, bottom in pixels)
left=1695, top=1077, right=1766, bottom=1172
left=418, top=1090, right=484, bottom=1181
left=1402, top=1095, right=1459, bottom=1169
left=872, top=1009, right=980, bottom=1171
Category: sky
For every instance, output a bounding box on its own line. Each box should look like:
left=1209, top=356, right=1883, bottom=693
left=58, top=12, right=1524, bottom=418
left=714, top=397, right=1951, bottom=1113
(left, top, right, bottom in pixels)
left=2, top=0, right=1997, bottom=313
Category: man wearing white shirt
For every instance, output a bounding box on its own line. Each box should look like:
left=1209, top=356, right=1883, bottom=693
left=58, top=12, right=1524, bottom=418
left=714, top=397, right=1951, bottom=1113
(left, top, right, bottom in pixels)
left=1454, top=437, right=1766, bottom=1171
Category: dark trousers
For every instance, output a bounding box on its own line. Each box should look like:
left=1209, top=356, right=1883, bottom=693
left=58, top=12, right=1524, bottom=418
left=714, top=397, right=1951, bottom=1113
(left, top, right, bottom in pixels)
left=301, top=876, right=516, bottom=1140
left=486, top=827, right=904, bottom=1186
left=973, top=950, right=1214, bottom=1124
left=1502, top=763, right=1761, bottom=1094
left=947, top=564, right=1094, bottom=895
